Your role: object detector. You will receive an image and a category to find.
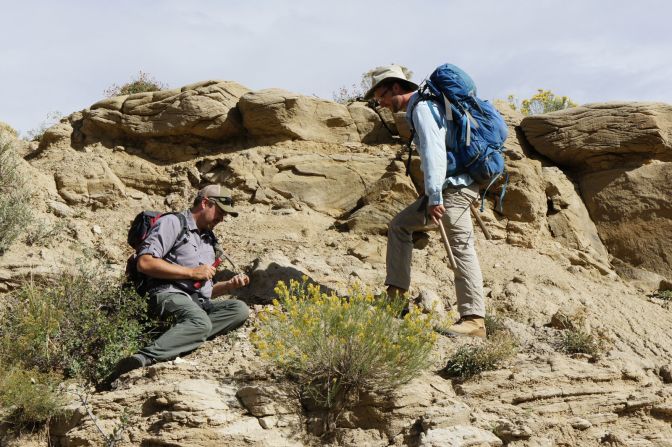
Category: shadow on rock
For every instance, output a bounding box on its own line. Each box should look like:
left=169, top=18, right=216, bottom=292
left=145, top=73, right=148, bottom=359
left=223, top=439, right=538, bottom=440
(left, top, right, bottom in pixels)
left=229, top=255, right=335, bottom=304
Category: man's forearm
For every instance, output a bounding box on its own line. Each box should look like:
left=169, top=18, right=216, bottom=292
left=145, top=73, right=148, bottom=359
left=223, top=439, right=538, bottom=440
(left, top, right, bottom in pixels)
left=212, top=281, right=229, bottom=298
left=136, top=255, right=196, bottom=280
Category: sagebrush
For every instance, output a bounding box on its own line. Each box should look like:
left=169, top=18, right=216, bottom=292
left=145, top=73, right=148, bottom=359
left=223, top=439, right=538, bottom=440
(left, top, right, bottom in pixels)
left=0, top=263, right=151, bottom=426
left=0, top=366, right=63, bottom=427
left=252, top=279, right=437, bottom=428
left=443, top=333, right=518, bottom=381
left=0, top=137, right=33, bottom=254
left=0, top=263, right=150, bottom=385
left=559, top=328, right=606, bottom=359
left=552, top=310, right=607, bottom=359
left=0, top=122, right=18, bottom=138
left=104, top=70, right=168, bottom=97
left=484, top=310, right=508, bottom=336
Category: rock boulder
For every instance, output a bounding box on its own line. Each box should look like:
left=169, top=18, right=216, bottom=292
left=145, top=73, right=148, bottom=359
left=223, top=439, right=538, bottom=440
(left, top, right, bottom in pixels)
left=580, top=161, right=672, bottom=280
left=520, top=102, right=672, bottom=172
left=81, top=80, right=250, bottom=148
left=239, top=89, right=360, bottom=144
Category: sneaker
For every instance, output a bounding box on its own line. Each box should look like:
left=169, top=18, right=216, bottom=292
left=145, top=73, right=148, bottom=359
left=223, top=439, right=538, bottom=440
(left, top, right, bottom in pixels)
left=445, top=316, right=486, bottom=339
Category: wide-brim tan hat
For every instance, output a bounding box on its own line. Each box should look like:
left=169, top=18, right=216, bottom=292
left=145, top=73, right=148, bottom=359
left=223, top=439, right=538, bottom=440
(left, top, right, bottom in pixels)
left=364, top=64, right=419, bottom=100
left=197, top=184, right=238, bottom=217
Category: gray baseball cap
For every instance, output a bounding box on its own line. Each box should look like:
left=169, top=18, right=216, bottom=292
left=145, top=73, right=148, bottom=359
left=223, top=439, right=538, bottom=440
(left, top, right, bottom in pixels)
left=196, top=184, right=238, bottom=217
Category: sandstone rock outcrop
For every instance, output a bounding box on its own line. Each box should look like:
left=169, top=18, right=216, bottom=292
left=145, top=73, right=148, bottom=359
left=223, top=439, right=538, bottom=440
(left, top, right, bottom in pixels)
left=3, top=81, right=672, bottom=447
left=239, top=89, right=357, bottom=143
left=79, top=80, right=251, bottom=156
left=520, top=102, right=672, bottom=172
left=580, top=161, right=672, bottom=280
left=521, top=102, right=672, bottom=281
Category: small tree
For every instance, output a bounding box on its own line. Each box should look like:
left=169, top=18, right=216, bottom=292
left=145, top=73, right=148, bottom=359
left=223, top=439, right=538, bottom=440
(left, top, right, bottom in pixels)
left=333, top=65, right=413, bottom=104
left=104, top=71, right=168, bottom=98
left=508, top=89, right=577, bottom=115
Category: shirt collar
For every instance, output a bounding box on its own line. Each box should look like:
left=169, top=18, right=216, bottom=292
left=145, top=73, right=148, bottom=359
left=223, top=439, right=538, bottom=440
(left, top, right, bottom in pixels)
left=185, top=210, right=199, bottom=231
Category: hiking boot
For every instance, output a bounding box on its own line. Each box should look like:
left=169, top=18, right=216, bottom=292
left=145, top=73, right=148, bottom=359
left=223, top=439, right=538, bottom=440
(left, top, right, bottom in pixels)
left=445, top=315, right=486, bottom=339
left=115, top=353, right=154, bottom=375
left=97, top=353, right=154, bottom=391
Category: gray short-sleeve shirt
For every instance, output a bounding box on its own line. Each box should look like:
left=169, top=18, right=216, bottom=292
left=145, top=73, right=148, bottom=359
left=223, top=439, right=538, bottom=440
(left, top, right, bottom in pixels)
left=137, top=210, right=217, bottom=298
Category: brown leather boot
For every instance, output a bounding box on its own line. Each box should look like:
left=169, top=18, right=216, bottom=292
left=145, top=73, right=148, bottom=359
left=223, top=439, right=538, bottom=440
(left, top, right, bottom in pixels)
left=447, top=315, right=486, bottom=339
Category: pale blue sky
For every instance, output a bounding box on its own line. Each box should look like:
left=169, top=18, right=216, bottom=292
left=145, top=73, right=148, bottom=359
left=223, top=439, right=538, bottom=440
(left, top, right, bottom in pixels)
left=2, top=0, right=671, bottom=136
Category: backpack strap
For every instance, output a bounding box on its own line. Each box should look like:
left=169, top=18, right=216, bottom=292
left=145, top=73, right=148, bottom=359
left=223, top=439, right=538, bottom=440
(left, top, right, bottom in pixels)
left=405, top=128, right=416, bottom=176
left=160, top=212, right=190, bottom=256
left=365, top=100, right=397, bottom=137
left=405, top=91, right=445, bottom=176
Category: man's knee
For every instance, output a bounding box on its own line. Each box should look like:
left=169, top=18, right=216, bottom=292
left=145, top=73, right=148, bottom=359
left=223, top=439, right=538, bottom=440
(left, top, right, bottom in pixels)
left=231, top=300, right=250, bottom=325
left=190, top=311, right=213, bottom=339
left=388, top=215, right=410, bottom=238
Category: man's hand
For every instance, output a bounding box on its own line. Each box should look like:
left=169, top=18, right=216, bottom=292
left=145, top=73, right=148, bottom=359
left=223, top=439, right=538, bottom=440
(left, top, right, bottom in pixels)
left=429, top=204, right=445, bottom=224
left=191, top=264, right=216, bottom=280
left=211, top=273, right=250, bottom=298
left=226, top=273, right=250, bottom=290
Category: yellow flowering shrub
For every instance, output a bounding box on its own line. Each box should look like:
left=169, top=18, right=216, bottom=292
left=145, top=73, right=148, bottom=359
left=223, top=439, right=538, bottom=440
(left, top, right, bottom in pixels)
left=252, top=279, right=437, bottom=423
left=507, top=89, right=578, bottom=115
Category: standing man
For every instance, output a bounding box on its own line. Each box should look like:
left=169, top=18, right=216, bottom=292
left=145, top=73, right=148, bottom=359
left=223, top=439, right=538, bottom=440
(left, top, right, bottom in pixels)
left=365, top=65, right=486, bottom=339
left=106, top=185, right=250, bottom=386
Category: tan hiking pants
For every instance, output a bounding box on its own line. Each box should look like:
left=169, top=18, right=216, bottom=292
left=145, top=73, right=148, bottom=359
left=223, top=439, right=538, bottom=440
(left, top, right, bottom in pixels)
left=385, top=183, right=485, bottom=317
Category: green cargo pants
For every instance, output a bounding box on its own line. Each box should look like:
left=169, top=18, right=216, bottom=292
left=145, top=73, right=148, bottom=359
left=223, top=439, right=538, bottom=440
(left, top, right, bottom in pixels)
left=139, top=291, right=249, bottom=361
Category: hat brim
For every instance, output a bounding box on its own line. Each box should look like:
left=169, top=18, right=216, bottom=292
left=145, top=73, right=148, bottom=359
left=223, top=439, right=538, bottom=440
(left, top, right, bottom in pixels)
left=213, top=201, right=238, bottom=217
left=364, top=77, right=419, bottom=100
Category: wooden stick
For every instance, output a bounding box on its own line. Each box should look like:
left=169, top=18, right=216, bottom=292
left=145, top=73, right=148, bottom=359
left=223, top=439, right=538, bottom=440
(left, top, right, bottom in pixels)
left=437, top=219, right=457, bottom=270
left=470, top=203, right=492, bottom=240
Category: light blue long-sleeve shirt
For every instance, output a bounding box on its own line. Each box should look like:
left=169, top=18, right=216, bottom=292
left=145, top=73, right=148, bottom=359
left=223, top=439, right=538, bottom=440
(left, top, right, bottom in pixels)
left=406, top=92, right=473, bottom=206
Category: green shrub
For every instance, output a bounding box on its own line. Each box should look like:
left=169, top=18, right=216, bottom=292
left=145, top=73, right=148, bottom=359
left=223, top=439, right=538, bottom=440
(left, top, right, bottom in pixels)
left=551, top=310, right=607, bottom=359
left=104, top=71, right=168, bottom=97
left=558, top=329, right=606, bottom=359
left=484, top=311, right=508, bottom=337
left=0, top=261, right=150, bottom=386
left=0, top=366, right=63, bottom=427
left=653, top=290, right=672, bottom=301
left=252, top=279, right=437, bottom=427
left=0, top=138, right=33, bottom=254
left=443, top=333, right=518, bottom=381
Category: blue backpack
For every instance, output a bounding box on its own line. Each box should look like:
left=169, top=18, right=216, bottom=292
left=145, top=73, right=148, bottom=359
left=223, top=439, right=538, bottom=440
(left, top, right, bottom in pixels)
left=407, top=63, right=508, bottom=211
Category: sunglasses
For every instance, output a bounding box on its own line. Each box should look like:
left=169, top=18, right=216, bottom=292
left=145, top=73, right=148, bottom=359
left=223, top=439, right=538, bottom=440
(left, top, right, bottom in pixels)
left=374, top=86, right=391, bottom=102
left=208, top=196, right=234, bottom=206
